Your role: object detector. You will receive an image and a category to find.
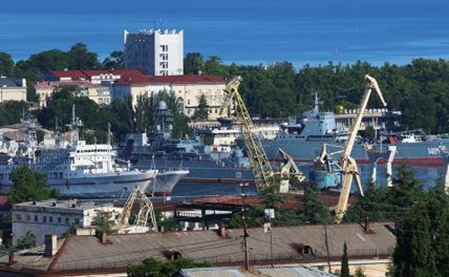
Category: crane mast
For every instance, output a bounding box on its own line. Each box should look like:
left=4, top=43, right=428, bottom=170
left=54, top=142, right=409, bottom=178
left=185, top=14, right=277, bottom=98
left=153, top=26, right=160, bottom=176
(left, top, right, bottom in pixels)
left=117, top=187, right=158, bottom=233
left=335, top=75, right=387, bottom=223
left=220, top=76, right=275, bottom=190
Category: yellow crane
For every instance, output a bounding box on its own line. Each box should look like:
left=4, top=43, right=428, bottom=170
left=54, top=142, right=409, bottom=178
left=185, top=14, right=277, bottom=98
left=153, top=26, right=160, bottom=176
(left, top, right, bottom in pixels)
left=334, top=75, right=387, bottom=223
left=117, top=187, right=158, bottom=233
left=220, top=76, right=276, bottom=190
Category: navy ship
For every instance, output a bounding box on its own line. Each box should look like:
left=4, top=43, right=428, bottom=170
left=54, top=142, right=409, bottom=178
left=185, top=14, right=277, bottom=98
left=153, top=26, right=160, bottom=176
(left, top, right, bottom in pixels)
left=121, top=101, right=255, bottom=196
left=262, top=95, right=449, bottom=166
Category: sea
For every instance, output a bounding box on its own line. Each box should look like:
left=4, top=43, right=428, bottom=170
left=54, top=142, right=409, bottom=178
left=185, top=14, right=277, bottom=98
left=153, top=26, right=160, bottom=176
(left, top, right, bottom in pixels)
left=1, top=0, right=449, bottom=67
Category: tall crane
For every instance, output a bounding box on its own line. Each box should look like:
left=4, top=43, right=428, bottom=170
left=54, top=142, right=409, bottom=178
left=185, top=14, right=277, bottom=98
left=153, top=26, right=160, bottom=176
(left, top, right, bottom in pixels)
left=220, top=76, right=276, bottom=190
left=117, top=187, right=158, bottom=233
left=334, top=75, right=387, bottom=223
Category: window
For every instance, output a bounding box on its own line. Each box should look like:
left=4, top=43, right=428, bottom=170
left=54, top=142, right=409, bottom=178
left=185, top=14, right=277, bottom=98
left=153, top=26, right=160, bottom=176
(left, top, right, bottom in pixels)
left=26, top=214, right=31, bottom=221
left=160, top=53, right=168, bottom=60
left=43, top=216, right=47, bottom=223
left=49, top=216, right=53, bottom=223
left=65, top=217, right=69, bottom=224
left=16, top=214, right=22, bottom=221
left=74, top=218, right=80, bottom=225
left=160, top=45, right=168, bottom=52
left=34, top=215, right=38, bottom=222
left=58, top=217, right=62, bottom=224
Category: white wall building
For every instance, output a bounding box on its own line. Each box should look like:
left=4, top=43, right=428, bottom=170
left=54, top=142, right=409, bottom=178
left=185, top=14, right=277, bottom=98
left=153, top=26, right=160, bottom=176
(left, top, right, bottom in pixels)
left=12, top=199, right=123, bottom=246
left=0, top=77, right=27, bottom=102
left=124, top=29, right=184, bottom=76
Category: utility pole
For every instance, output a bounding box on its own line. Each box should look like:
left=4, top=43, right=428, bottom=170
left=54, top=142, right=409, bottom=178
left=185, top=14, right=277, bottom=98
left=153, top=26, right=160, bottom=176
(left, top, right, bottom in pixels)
left=324, top=224, right=332, bottom=273
left=240, top=183, right=250, bottom=271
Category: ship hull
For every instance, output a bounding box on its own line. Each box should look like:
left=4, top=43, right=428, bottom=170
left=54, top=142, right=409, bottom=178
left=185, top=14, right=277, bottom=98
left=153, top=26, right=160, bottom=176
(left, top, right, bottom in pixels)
left=151, top=170, right=189, bottom=196
left=0, top=170, right=161, bottom=199
left=263, top=139, right=449, bottom=166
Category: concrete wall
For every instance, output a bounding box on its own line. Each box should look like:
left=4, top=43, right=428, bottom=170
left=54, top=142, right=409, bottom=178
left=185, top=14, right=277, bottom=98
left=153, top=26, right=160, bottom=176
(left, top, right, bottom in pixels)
left=0, top=87, right=27, bottom=102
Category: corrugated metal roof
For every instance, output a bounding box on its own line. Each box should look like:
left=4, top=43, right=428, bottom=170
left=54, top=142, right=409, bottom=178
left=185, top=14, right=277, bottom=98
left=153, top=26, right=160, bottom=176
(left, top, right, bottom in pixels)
left=0, top=222, right=395, bottom=273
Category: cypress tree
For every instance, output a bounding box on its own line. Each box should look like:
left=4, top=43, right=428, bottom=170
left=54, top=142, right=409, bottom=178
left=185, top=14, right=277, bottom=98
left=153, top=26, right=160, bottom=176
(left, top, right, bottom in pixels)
left=340, top=242, right=350, bottom=277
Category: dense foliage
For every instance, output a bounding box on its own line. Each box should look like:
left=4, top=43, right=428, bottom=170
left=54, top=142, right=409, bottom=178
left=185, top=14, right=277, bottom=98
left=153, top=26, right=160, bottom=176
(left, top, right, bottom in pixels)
left=340, top=242, right=350, bottom=277
left=2, top=44, right=449, bottom=134
left=8, top=165, right=59, bottom=205
left=127, top=257, right=211, bottom=277
left=91, top=210, right=118, bottom=235
left=15, top=231, right=36, bottom=250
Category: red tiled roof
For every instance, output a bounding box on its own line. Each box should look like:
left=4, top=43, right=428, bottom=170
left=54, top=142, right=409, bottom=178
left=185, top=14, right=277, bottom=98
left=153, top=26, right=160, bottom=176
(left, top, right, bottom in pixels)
left=114, top=75, right=227, bottom=85
left=49, top=69, right=146, bottom=80
left=110, top=69, right=145, bottom=78
left=50, top=70, right=87, bottom=80
left=34, top=81, right=101, bottom=89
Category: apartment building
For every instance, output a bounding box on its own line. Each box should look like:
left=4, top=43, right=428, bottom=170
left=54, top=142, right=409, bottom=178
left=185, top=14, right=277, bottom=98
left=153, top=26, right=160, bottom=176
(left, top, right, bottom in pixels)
left=124, top=29, right=183, bottom=76
left=0, top=77, right=27, bottom=102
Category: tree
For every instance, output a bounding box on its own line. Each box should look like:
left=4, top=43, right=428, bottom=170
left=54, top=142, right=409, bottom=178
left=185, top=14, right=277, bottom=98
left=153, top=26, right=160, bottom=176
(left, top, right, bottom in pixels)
left=91, top=210, right=118, bottom=235
left=301, top=183, right=332, bottom=224
left=67, top=43, right=100, bottom=70
left=184, top=52, right=205, bottom=75
left=27, top=49, right=69, bottom=71
left=193, top=94, right=209, bottom=121
left=8, top=165, right=59, bottom=205
left=340, top=242, right=350, bottom=277
left=127, top=257, right=211, bottom=277
left=103, top=51, right=124, bottom=70
left=353, top=267, right=366, bottom=277
left=16, top=231, right=36, bottom=250
left=0, top=52, right=15, bottom=76
left=0, top=101, right=29, bottom=127
left=134, top=94, right=152, bottom=133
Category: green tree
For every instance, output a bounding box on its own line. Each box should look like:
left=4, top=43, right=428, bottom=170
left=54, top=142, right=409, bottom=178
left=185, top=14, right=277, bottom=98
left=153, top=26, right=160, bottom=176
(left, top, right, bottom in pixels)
left=353, top=267, right=366, bottom=277
left=16, top=231, right=36, bottom=250
left=127, top=257, right=211, bottom=277
left=0, top=101, right=29, bottom=126
left=8, top=165, right=59, bottom=205
left=204, top=55, right=227, bottom=76
left=364, top=125, right=375, bottom=141
left=340, top=242, right=350, bottom=277
left=91, top=210, right=118, bottom=235
left=301, top=183, right=332, bottom=224
left=134, top=94, right=152, bottom=133
left=27, top=49, right=69, bottom=71
left=67, top=43, right=100, bottom=70
left=103, top=51, right=124, bottom=70
left=184, top=52, right=205, bottom=75
left=0, top=52, right=15, bottom=76
left=193, top=94, right=209, bottom=121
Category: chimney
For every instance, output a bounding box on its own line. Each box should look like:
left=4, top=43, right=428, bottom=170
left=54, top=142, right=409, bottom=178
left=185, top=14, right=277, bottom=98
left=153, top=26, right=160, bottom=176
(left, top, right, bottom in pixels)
left=44, top=234, right=58, bottom=257
left=8, top=253, right=14, bottom=265
left=100, top=232, right=107, bottom=244
left=22, top=79, right=26, bottom=88
left=160, top=225, right=165, bottom=233
left=364, top=216, right=370, bottom=232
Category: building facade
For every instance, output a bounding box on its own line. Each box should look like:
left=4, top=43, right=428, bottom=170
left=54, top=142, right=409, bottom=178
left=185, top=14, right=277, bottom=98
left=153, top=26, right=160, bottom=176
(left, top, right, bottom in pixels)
left=12, top=199, right=122, bottom=246
left=35, top=81, right=111, bottom=107
left=124, top=29, right=184, bottom=76
left=0, top=77, right=27, bottom=102
left=113, top=75, right=227, bottom=119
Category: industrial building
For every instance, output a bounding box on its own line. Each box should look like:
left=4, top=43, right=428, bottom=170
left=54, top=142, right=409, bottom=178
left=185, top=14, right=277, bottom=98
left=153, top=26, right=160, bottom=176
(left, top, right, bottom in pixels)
left=0, top=222, right=395, bottom=276
left=12, top=199, right=122, bottom=246
left=124, top=29, right=184, bottom=76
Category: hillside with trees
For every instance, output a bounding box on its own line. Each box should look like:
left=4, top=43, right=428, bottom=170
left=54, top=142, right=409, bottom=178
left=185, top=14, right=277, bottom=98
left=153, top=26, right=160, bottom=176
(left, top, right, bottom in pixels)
left=2, top=44, right=449, bottom=135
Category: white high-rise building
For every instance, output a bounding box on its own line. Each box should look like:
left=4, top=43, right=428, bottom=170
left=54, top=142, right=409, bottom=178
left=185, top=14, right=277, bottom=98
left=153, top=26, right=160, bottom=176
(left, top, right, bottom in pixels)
left=124, top=29, right=184, bottom=76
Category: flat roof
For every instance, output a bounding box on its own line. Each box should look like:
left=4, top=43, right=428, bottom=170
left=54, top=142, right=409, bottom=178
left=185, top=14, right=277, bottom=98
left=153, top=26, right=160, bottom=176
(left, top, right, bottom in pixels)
left=13, top=199, right=116, bottom=211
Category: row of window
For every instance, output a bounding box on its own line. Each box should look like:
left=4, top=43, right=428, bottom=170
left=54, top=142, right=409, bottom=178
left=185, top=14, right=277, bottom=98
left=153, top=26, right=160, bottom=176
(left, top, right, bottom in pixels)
left=15, top=213, right=80, bottom=225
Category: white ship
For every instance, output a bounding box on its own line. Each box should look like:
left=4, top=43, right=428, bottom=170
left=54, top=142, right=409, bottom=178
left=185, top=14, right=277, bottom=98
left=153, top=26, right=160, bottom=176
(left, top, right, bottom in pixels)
left=0, top=107, right=188, bottom=198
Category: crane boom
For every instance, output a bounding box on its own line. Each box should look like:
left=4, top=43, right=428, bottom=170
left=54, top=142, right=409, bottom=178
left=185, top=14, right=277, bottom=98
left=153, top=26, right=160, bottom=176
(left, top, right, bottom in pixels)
left=220, top=76, right=275, bottom=190
left=335, top=75, right=387, bottom=223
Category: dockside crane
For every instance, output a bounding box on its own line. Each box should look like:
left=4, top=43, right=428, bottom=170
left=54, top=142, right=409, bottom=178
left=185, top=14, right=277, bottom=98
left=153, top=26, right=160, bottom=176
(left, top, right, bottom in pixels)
left=334, top=75, right=387, bottom=223
left=220, top=76, right=276, bottom=190
left=117, top=187, right=158, bottom=233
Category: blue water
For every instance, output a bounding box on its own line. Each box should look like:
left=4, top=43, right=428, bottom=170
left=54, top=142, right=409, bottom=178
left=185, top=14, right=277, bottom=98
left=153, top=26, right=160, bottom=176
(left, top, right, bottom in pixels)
left=1, top=0, right=449, bottom=66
